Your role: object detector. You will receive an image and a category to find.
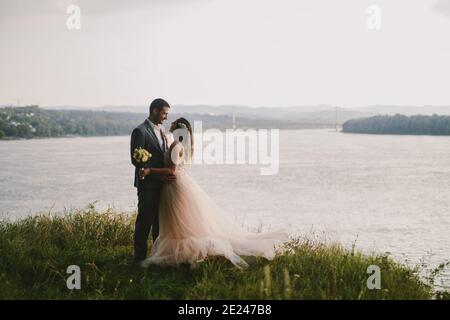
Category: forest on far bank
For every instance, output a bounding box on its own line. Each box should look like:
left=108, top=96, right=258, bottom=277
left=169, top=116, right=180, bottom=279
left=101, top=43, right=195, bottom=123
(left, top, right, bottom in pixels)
left=343, top=114, right=450, bottom=135
left=0, top=106, right=143, bottom=139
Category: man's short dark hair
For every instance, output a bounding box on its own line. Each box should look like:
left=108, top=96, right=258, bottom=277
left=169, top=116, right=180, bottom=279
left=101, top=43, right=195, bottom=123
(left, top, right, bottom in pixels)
left=149, top=98, right=170, bottom=114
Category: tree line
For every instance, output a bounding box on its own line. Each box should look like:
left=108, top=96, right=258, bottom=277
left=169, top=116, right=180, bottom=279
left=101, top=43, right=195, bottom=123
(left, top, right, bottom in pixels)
left=0, top=106, right=144, bottom=139
left=342, top=114, right=450, bottom=135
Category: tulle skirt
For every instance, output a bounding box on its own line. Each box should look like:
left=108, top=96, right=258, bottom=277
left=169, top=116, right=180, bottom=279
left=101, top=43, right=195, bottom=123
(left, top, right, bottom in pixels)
left=141, top=172, right=289, bottom=268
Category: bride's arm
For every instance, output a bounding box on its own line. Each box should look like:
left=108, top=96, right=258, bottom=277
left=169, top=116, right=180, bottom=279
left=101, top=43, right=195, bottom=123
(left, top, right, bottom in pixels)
left=139, top=141, right=181, bottom=179
left=140, top=167, right=173, bottom=176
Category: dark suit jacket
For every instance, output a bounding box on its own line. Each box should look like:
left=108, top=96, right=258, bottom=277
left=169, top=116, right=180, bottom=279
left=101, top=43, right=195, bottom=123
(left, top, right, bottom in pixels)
left=130, top=119, right=167, bottom=189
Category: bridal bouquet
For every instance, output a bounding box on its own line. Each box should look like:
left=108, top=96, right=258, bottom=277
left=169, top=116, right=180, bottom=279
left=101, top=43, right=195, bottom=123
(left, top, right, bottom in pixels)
left=133, top=147, right=152, bottom=179
left=133, top=147, right=151, bottom=164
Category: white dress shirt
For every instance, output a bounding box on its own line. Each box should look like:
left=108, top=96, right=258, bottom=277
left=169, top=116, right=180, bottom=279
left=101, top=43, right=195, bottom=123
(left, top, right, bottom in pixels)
left=147, top=119, right=165, bottom=149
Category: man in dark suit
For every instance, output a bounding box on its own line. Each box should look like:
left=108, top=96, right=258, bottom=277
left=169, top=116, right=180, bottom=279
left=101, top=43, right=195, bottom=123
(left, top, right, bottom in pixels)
left=130, top=98, right=174, bottom=264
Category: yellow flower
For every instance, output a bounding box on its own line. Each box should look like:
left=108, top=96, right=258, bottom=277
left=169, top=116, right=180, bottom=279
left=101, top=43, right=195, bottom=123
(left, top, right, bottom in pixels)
left=133, top=147, right=151, bottom=163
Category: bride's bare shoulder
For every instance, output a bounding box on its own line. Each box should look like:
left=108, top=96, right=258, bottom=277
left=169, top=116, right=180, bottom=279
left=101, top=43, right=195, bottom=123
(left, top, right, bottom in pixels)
left=169, top=140, right=183, bottom=152
left=168, top=140, right=184, bottom=165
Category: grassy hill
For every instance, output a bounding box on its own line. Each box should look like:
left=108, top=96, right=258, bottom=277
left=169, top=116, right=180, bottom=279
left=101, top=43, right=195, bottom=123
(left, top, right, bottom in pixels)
left=1, top=206, right=446, bottom=300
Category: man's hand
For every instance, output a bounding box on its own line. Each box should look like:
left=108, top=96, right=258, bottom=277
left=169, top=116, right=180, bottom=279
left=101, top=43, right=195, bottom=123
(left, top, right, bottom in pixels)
left=138, top=168, right=150, bottom=180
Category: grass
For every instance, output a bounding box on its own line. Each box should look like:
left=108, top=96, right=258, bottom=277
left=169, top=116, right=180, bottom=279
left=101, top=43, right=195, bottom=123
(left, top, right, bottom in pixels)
left=0, top=205, right=446, bottom=300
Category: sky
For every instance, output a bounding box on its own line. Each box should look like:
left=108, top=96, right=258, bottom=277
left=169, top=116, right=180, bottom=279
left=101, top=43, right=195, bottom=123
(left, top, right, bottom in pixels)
left=1, top=0, right=450, bottom=108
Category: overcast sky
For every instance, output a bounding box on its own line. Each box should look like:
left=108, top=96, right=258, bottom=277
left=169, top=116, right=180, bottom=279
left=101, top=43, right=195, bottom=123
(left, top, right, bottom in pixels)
left=1, top=0, right=450, bottom=108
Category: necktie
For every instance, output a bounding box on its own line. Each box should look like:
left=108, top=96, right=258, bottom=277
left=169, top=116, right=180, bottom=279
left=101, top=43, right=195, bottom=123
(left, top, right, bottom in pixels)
left=160, top=129, right=166, bottom=151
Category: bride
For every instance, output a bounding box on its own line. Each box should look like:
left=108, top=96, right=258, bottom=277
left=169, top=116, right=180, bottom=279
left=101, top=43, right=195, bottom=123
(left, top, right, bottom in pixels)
left=139, top=117, right=289, bottom=268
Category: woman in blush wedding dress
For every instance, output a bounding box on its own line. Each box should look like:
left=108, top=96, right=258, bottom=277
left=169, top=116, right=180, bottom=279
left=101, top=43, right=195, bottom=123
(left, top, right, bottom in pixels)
left=140, top=118, right=289, bottom=268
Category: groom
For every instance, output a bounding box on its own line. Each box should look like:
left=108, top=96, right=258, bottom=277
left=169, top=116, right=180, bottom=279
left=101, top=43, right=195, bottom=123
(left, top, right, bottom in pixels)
left=130, top=98, right=175, bottom=264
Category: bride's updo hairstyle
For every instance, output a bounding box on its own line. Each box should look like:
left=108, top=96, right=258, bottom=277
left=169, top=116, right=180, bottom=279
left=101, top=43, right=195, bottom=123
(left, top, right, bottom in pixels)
left=173, top=117, right=194, bottom=161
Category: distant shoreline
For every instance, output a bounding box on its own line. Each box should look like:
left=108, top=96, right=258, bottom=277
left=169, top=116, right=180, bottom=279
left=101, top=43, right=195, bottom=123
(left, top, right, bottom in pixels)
left=0, top=127, right=339, bottom=141
left=343, top=132, right=450, bottom=137
left=5, top=128, right=450, bottom=141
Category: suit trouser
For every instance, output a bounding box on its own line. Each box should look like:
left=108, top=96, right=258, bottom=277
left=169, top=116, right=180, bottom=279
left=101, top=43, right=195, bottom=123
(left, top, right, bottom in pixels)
left=134, top=184, right=162, bottom=262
